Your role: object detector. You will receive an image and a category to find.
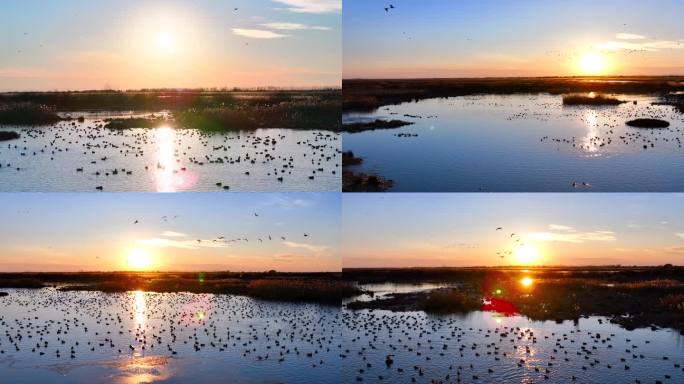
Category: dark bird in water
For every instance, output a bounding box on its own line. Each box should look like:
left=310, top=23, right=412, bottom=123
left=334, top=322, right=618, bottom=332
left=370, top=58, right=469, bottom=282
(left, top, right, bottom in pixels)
left=304, top=233, right=308, bottom=237
left=133, top=220, right=138, bottom=224
left=254, top=213, right=259, bottom=217
left=496, top=227, right=502, bottom=231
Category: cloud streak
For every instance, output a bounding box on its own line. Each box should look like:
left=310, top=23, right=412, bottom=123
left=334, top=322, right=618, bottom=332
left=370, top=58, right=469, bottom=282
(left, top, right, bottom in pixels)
left=528, top=225, right=616, bottom=243
left=232, top=28, right=289, bottom=39
left=261, top=22, right=331, bottom=31
left=596, top=37, right=684, bottom=52
left=271, top=0, right=341, bottom=14
left=283, top=241, right=328, bottom=253
left=616, top=33, right=646, bottom=40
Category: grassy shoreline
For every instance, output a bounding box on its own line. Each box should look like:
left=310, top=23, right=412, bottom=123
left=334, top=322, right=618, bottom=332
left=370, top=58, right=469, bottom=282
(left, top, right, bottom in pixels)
left=343, top=76, right=684, bottom=111
left=0, top=89, right=342, bottom=131
left=0, top=271, right=359, bottom=305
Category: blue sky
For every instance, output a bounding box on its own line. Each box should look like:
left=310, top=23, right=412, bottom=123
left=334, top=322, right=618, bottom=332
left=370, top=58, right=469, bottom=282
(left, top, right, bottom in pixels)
left=343, top=194, right=684, bottom=268
left=343, top=0, right=684, bottom=78
left=0, top=193, right=341, bottom=272
left=0, top=0, right=341, bottom=90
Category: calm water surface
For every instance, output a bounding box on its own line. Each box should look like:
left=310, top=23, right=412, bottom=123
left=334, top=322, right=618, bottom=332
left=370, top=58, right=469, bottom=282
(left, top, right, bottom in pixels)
left=0, top=289, right=340, bottom=383
left=0, top=112, right=340, bottom=192
left=343, top=283, right=684, bottom=383
left=343, top=94, right=684, bottom=191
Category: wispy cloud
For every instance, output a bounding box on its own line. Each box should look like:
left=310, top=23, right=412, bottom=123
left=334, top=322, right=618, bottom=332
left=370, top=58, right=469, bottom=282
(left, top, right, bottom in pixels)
left=162, top=231, right=187, bottom=238
left=261, top=22, right=331, bottom=31
left=528, top=225, right=616, bottom=243
left=232, top=28, right=289, bottom=39
left=271, top=0, right=341, bottom=14
left=616, top=33, right=646, bottom=40
left=549, top=224, right=574, bottom=231
left=675, top=233, right=684, bottom=239
left=664, top=246, right=684, bottom=255
left=283, top=241, right=328, bottom=253
left=596, top=38, right=684, bottom=52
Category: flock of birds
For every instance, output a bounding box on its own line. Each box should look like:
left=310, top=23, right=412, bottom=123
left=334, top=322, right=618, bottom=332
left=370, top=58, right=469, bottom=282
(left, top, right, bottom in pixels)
left=493, top=226, right=522, bottom=260
left=130, top=211, right=312, bottom=246
left=342, top=310, right=683, bottom=383
left=0, top=116, right=340, bottom=191
left=0, top=289, right=340, bottom=382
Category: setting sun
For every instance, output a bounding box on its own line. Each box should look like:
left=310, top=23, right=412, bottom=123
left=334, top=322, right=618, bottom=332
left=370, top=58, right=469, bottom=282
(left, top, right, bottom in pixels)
left=155, top=31, right=176, bottom=53
left=515, top=244, right=541, bottom=265
left=127, top=248, right=153, bottom=270
left=579, top=52, right=607, bottom=75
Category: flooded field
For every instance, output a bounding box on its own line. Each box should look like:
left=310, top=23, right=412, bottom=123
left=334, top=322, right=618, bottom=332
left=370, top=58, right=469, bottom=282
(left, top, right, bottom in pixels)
left=343, top=94, right=684, bottom=192
left=0, top=112, right=340, bottom=192
left=342, top=284, right=684, bottom=384
left=0, top=288, right=341, bottom=384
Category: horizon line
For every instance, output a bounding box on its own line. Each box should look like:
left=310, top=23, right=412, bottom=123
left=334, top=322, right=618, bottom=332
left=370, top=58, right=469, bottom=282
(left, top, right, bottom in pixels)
left=343, top=74, right=684, bottom=81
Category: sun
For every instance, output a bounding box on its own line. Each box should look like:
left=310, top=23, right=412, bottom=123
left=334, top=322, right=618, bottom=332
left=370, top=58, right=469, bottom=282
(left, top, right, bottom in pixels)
left=155, top=31, right=176, bottom=53
left=127, top=248, right=153, bottom=270
left=579, top=52, right=607, bottom=75
left=514, top=244, right=541, bottom=265
left=520, top=277, right=534, bottom=288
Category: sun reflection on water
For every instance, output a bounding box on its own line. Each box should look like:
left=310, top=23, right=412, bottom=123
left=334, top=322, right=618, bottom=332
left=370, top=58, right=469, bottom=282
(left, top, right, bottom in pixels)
left=582, top=110, right=600, bottom=153
left=134, top=290, right=146, bottom=329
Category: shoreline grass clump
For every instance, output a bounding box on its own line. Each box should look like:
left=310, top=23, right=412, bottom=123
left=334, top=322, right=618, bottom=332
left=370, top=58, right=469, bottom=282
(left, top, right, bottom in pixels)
left=0, top=103, right=63, bottom=125
left=342, top=119, right=414, bottom=133
left=0, top=130, right=20, bottom=141
left=0, top=278, right=46, bottom=288
left=562, top=93, right=626, bottom=106
left=176, top=99, right=341, bottom=132
left=342, top=151, right=363, bottom=166
left=104, top=117, right=169, bottom=129
left=423, top=289, right=482, bottom=314
left=625, top=118, right=670, bottom=128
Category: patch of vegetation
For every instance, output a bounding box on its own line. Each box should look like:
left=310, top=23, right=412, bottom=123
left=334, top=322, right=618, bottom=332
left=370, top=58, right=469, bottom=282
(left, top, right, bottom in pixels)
left=423, top=289, right=482, bottom=314
left=342, top=151, right=363, bottom=166
left=0, top=103, right=63, bottom=125
left=342, top=119, right=414, bottom=133
left=625, top=118, right=670, bottom=128
left=343, top=76, right=684, bottom=111
left=0, top=131, right=20, bottom=141
left=562, top=94, right=626, bottom=105
left=343, top=170, right=393, bottom=192
left=344, top=266, right=684, bottom=333
left=176, top=99, right=341, bottom=132
left=0, top=278, right=46, bottom=288
left=104, top=117, right=168, bottom=129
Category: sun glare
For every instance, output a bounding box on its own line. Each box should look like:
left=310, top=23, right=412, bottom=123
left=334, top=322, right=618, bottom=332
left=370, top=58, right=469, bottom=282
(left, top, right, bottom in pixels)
left=127, top=248, right=153, bottom=270
left=520, top=277, right=534, bottom=287
left=579, top=52, right=607, bottom=75
left=155, top=31, right=176, bottom=53
left=515, top=244, right=541, bottom=265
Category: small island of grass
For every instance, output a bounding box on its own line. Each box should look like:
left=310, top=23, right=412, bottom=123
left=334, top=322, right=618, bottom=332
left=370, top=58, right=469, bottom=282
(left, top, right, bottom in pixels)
left=562, top=94, right=626, bottom=106
left=0, top=131, right=20, bottom=141
left=626, top=118, right=670, bottom=128
left=342, top=119, right=414, bottom=133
